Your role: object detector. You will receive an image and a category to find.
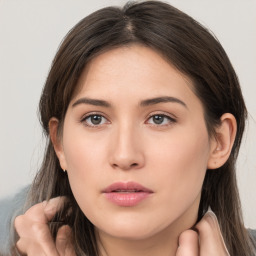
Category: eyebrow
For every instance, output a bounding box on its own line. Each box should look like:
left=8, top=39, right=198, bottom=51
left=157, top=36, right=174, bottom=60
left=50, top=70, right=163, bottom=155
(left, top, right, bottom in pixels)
left=140, top=96, right=187, bottom=108
left=72, top=98, right=111, bottom=108
left=72, top=96, right=187, bottom=109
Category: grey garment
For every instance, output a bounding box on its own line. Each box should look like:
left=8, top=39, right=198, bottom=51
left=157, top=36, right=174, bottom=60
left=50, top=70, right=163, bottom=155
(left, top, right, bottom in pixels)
left=0, top=186, right=29, bottom=255
left=249, top=229, right=256, bottom=253
left=250, top=229, right=256, bottom=239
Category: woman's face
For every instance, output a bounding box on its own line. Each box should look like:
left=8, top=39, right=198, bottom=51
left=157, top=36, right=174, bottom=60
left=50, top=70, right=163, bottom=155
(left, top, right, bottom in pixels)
left=57, top=45, right=216, bottom=241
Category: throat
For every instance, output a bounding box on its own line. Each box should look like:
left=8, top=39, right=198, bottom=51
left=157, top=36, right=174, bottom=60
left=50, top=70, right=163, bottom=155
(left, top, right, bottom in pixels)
left=96, top=227, right=180, bottom=256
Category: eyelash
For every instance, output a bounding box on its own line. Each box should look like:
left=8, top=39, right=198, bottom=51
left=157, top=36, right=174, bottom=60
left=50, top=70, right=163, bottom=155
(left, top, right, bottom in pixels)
left=80, top=112, right=176, bottom=128
left=146, top=113, right=176, bottom=126
left=80, top=112, right=109, bottom=128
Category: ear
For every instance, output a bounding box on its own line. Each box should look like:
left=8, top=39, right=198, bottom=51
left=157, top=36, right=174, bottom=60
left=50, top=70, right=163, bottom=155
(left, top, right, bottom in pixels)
left=207, top=113, right=237, bottom=169
left=49, top=117, right=68, bottom=171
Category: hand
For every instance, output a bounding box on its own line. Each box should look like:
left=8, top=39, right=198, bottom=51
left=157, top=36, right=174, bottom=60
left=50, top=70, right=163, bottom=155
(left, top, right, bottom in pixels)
left=176, top=210, right=230, bottom=256
left=14, top=197, right=76, bottom=256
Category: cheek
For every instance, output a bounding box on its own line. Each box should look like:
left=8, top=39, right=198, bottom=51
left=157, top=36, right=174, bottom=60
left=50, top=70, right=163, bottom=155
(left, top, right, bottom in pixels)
left=62, top=124, right=107, bottom=173
left=147, top=126, right=210, bottom=205
left=62, top=130, right=107, bottom=204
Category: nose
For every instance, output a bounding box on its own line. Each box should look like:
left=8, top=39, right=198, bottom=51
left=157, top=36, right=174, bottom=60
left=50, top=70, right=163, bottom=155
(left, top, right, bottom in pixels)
left=109, top=125, right=145, bottom=171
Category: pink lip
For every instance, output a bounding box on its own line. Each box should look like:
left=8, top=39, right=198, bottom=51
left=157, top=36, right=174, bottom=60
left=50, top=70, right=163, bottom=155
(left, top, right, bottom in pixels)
left=102, top=182, right=153, bottom=207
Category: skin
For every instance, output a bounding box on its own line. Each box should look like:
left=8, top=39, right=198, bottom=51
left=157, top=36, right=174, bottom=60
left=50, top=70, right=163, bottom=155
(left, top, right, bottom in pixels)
left=15, top=197, right=75, bottom=256
left=15, top=197, right=230, bottom=256
left=15, top=45, right=236, bottom=255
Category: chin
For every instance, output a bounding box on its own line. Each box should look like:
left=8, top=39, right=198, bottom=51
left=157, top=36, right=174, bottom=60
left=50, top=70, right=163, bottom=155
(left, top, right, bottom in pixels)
left=95, top=215, right=170, bottom=241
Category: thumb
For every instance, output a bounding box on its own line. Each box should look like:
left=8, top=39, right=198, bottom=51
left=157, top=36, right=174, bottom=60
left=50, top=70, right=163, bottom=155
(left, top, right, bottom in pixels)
left=195, top=209, right=230, bottom=256
left=176, top=229, right=199, bottom=256
left=56, top=225, right=76, bottom=256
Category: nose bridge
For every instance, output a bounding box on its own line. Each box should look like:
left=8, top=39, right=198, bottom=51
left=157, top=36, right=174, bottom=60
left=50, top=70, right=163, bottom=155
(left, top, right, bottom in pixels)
left=110, top=119, right=144, bottom=170
left=117, top=121, right=136, bottom=154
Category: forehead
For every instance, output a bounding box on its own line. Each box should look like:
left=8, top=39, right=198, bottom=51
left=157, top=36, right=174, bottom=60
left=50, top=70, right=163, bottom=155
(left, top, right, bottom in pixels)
left=71, top=45, right=200, bottom=109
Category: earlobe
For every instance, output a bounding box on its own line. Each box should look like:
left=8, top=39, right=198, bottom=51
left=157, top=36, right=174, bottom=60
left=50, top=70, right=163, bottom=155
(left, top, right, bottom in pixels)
left=49, top=118, right=68, bottom=171
left=207, top=113, right=237, bottom=169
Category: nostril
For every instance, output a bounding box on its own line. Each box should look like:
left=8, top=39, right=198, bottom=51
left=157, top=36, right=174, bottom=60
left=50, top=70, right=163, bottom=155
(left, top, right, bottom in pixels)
left=112, top=162, right=139, bottom=170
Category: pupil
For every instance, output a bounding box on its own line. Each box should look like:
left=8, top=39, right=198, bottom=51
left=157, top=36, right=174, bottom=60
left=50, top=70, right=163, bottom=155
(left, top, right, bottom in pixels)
left=153, top=115, right=163, bottom=124
left=91, top=115, right=102, bottom=125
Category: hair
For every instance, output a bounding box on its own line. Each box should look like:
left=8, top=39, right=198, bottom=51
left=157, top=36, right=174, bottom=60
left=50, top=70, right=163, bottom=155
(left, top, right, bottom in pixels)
left=10, top=1, right=256, bottom=255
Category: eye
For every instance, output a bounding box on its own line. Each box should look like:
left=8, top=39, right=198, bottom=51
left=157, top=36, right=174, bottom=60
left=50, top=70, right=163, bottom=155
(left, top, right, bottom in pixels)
left=82, top=114, right=109, bottom=127
left=147, top=114, right=176, bottom=126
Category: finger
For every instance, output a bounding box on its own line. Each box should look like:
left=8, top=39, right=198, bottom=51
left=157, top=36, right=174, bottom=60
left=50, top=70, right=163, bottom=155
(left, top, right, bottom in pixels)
left=176, top=229, right=199, bottom=256
left=56, top=225, right=76, bottom=256
left=15, top=219, right=60, bottom=256
left=195, top=211, right=230, bottom=255
left=14, top=197, right=67, bottom=256
left=16, top=240, right=48, bottom=256
left=25, top=197, right=67, bottom=223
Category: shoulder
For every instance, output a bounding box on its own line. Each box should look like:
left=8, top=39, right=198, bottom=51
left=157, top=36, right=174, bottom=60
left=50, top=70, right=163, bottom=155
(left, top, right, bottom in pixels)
left=0, top=186, right=30, bottom=255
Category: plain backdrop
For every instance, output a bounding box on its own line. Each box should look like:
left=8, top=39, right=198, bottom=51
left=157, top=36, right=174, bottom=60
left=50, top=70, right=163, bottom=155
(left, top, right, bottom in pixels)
left=0, top=0, right=255, bottom=228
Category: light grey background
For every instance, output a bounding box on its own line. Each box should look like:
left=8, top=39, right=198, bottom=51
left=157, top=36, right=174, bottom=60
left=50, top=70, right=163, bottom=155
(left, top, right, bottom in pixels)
left=0, top=0, right=255, bottom=228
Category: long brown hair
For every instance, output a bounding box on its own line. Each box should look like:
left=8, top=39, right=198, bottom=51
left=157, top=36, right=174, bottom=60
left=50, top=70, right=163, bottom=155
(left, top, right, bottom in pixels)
left=11, top=1, right=255, bottom=255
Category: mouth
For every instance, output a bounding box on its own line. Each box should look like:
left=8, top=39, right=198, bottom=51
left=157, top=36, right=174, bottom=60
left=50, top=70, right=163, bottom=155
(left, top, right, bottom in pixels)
left=102, top=182, right=153, bottom=207
left=111, top=189, right=145, bottom=193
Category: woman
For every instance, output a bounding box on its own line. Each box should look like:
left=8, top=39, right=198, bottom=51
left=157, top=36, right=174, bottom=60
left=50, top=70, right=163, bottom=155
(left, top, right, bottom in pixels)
left=8, top=1, right=256, bottom=255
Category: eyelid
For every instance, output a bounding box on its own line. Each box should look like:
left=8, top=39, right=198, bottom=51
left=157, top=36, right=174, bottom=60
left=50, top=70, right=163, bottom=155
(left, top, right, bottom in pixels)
left=79, top=111, right=177, bottom=127
left=81, top=111, right=106, bottom=118
left=145, top=111, right=177, bottom=125
left=80, top=112, right=111, bottom=127
left=146, top=111, right=177, bottom=119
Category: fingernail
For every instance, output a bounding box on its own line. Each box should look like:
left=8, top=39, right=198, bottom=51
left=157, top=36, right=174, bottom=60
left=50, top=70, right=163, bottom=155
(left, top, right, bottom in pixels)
left=206, top=207, right=230, bottom=255
left=204, top=206, right=219, bottom=226
left=206, top=206, right=217, bottom=219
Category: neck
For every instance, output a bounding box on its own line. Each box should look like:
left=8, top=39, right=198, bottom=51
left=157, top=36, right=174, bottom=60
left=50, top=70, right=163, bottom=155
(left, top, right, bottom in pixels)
left=97, top=228, right=178, bottom=256
left=96, top=200, right=199, bottom=256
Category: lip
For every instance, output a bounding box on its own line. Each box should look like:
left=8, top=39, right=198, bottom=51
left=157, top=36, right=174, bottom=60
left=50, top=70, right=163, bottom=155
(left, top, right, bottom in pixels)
left=102, top=182, right=153, bottom=207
